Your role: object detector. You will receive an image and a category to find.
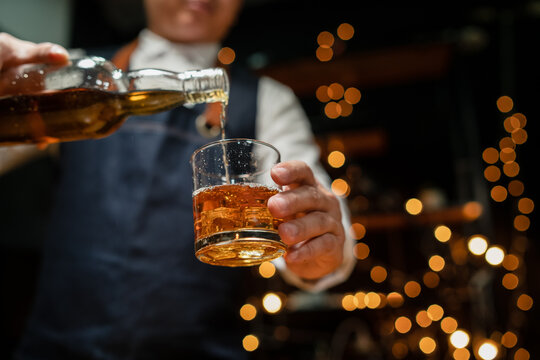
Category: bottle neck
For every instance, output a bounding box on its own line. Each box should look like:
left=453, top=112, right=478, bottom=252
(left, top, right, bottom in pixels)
left=125, top=67, right=229, bottom=105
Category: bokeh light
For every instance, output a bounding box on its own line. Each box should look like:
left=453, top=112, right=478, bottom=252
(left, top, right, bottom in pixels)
left=242, top=334, right=259, bottom=351
left=328, top=150, right=346, bottom=168
left=468, top=235, right=489, bottom=255
left=405, top=198, right=423, bottom=215
left=370, top=265, right=388, bottom=283
left=502, top=273, right=519, bottom=290
left=262, top=292, right=282, bottom=313
left=516, top=294, right=533, bottom=311
left=450, top=330, right=470, bottom=348
left=419, top=336, right=437, bottom=354
left=478, top=340, right=498, bottom=360
left=217, top=46, right=235, bottom=65
left=395, top=316, right=412, bottom=333
left=497, top=95, right=514, bottom=113
left=434, top=225, right=451, bottom=242
left=441, top=317, right=458, bottom=334
left=337, top=22, right=354, bottom=40
left=258, top=261, right=276, bottom=278
left=501, top=331, right=518, bottom=348
left=485, top=246, right=505, bottom=266
left=428, top=255, right=445, bottom=272
left=354, top=242, right=370, bottom=260
left=240, top=304, right=257, bottom=321
left=404, top=281, right=421, bottom=298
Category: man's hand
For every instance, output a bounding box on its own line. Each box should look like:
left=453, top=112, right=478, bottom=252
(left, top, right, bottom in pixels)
left=0, top=32, right=69, bottom=71
left=268, top=160, right=346, bottom=280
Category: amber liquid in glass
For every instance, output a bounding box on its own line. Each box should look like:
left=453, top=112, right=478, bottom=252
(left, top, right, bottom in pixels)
left=193, top=183, right=286, bottom=266
left=0, top=88, right=228, bottom=146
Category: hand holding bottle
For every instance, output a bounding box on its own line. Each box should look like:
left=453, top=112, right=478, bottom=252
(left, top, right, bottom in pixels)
left=0, top=32, right=69, bottom=71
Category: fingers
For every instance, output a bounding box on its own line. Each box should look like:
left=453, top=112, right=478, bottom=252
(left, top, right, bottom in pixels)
left=284, top=233, right=344, bottom=280
left=0, top=32, right=69, bottom=70
left=279, top=210, right=341, bottom=246
left=271, top=160, right=316, bottom=187
left=268, top=183, right=340, bottom=220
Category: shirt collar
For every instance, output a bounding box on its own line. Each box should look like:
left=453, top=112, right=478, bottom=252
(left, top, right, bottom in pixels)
left=129, top=29, right=220, bottom=73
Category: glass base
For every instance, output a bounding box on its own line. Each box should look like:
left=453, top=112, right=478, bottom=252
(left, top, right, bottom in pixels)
left=195, top=230, right=287, bottom=267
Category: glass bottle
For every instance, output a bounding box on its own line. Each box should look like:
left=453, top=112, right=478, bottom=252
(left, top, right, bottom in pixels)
left=0, top=56, right=229, bottom=146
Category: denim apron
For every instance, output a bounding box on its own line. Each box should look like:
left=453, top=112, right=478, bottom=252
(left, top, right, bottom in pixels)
left=16, top=65, right=258, bottom=360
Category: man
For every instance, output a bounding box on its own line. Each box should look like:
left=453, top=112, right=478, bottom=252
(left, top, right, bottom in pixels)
left=1, top=0, right=355, bottom=358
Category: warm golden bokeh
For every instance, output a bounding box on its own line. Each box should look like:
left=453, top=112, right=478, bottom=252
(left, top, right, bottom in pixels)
left=516, top=294, right=533, bottom=311
left=514, top=348, right=530, bottom=360
left=503, top=254, right=520, bottom=271
left=316, top=46, right=333, bottom=62
left=502, top=273, right=519, bottom=290
left=324, top=101, right=342, bottom=118
left=482, top=147, right=499, bottom=164
left=328, top=83, right=344, bottom=100
left=518, top=198, right=534, bottom=214
left=508, top=180, right=525, bottom=197
left=240, top=303, right=257, bottom=321
left=354, top=242, right=370, bottom=260
left=497, top=95, right=514, bottom=113
left=441, top=316, right=458, bottom=334
left=344, top=87, right=361, bottom=104
left=419, top=336, right=437, bottom=354
left=328, top=150, right=346, bottom=168
left=427, top=304, right=444, bottom=321
left=242, top=334, right=259, bottom=351
left=453, top=347, right=471, bottom=360
left=404, top=281, right=421, bottom=298
left=258, top=261, right=276, bottom=278
left=450, top=330, right=470, bottom=348
left=370, top=265, right=388, bottom=283
left=317, top=31, right=335, bottom=48
left=217, top=46, right=235, bottom=65
left=331, top=178, right=350, bottom=197
left=428, top=255, right=445, bottom=272
left=501, top=331, right=518, bottom=348
left=434, top=225, right=451, bottom=242
left=503, top=161, right=520, bottom=177
left=416, top=310, right=432, bottom=327
left=484, top=165, right=501, bottom=182
left=395, top=316, right=412, bottom=334
left=468, top=235, right=489, bottom=255
left=514, top=215, right=530, bottom=232
left=387, top=292, right=404, bottom=308
left=337, top=22, right=355, bottom=40
left=350, top=223, right=366, bottom=240
left=485, top=246, right=505, bottom=266
left=405, top=198, right=423, bottom=215
left=491, top=185, right=508, bottom=202
left=315, top=85, right=330, bottom=102
left=423, top=271, right=440, bottom=288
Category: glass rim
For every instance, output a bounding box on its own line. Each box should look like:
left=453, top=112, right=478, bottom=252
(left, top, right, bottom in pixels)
left=190, top=137, right=281, bottom=164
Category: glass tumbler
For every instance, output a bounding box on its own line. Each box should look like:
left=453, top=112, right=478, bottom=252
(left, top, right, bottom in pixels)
left=191, top=138, right=287, bottom=266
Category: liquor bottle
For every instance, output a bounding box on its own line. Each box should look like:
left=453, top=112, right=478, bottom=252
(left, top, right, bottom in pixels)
left=0, top=56, right=229, bottom=145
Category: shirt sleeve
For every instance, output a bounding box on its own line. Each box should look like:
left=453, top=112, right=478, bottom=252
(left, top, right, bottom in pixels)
left=255, top=76, right=356, bottom=292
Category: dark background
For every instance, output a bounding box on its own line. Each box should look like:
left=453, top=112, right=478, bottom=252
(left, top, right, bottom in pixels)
left=1, top=1, right=539, bottom=359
